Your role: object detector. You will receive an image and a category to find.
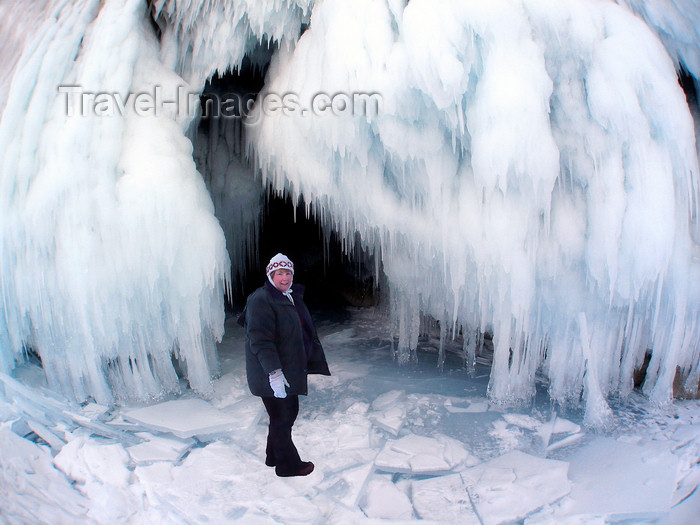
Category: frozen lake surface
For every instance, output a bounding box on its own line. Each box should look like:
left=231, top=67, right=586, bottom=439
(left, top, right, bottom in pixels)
left=1, top=307, right=699, bottom=524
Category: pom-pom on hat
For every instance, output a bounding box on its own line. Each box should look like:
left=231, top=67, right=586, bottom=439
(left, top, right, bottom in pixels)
left=266, top=253, right=294, bottom=278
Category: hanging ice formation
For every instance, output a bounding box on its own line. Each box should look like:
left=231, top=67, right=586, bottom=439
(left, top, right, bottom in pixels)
left=0, top=0, right=699, bottom=422
left=0, top=0, right=305, bottom=404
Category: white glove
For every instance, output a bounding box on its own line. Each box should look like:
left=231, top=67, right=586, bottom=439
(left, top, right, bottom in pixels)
left=269, top=369, right=289, bottom=398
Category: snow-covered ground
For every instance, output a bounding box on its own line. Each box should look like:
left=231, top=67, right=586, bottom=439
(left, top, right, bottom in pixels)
left=1, top=307, right=699, bottom=524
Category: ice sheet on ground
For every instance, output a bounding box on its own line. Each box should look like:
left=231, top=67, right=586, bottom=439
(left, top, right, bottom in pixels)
left=374, top=432, right=478, bottom=474
left=558, top=437, right=678, bottom=516
left=295, top=401, right=374, bottom=459
left=671, top=422, right=700, bottom=447
left=317, top=462, right=374, bottom=508
left=217, top=397, right=264, bottom=431
left=460, top=450, right=570, bottom=525
left=136, top=440, right=321, bottom=524
left=360, top=475, right=414, bottom=519
left=3, top=308, right=700, bottom=524
left=411, top=473, right=480, bottom=523
left=127, top=432, right=195, bottom=463
left=122, top=398, right=245, bottom=438
left=1, top=372, right=138, bottom=444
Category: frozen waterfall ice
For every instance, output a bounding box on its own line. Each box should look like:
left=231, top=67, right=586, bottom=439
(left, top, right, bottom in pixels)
left=249, top=0, right=700, bottom=422
left=0, top=0, right=699, bottom=422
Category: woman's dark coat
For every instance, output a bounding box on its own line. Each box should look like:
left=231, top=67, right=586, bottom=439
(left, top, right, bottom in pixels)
left=243, top=281, right=330, bottom=397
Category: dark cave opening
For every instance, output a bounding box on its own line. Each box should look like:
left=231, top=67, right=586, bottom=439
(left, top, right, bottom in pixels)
left=251, top=193, right=378, bottom=313
left=195, top=51, right=379, bottom=313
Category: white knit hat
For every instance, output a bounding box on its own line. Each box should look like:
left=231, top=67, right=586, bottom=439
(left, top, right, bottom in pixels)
left=266, top=253, right=294, bottom=278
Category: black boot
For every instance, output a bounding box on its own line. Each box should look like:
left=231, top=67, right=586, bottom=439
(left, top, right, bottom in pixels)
left=276, top=461, right=314, bottom=477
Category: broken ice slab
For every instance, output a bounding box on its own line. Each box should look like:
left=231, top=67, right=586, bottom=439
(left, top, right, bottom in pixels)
left=412, top=473, right=480, bottom=523
left=216, top=397, right=264, bottom=433
left=444, top=397, right=490, bottom=413
left=369, top=404, right=406, bottom=435
left=27, top=420, right=66, bottom=452
left=0, top=372, right=138, bottom=445
left=360, top=476, right=414, bottom=520
left=368, top=390, right=408, bottom=435
left=79, top=403, right=110, bottom=421
left=371, top=390, right=406, bottom=411
left=318, top=461, right=374, bottom=508
left=551, top=417, right=580, bottom=435
left=0, top=424, right=90, bottom=522
left=545, top=432, right=585, bottom=452
left=127, top=432, right=195, bottom=463
left=460, top=450, right=570, bottom=525
left=121, top=398, right=245, bottom=439
left=322, top=448, right=377, bottom=476
left=374, top=432, right=479, bottom=475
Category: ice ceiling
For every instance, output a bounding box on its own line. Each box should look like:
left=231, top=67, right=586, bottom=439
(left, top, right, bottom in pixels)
left=1, top=0, right=699, bottom=424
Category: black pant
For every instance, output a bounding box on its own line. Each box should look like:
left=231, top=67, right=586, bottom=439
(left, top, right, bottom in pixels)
left=261, top=395, right=303, bottom=475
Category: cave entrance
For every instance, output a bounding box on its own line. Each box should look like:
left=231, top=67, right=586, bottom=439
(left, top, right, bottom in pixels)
left=251, top=192, right=378, bottom=313
left=194, top=50, right=378, bottom=313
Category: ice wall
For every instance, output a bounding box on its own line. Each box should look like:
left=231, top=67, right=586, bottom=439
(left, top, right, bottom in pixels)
left=248, top=0, right=700, bottom=423
left=616, top=0, right=700, bottom=80
left=2, top=0, right=699, bottom=419
left=0, top=0, right=234, bottom=404
left=0, top=0, right=318, bottom=404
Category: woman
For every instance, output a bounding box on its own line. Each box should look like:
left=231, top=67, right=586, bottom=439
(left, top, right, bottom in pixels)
left=242, top=253, right=330, bottom=477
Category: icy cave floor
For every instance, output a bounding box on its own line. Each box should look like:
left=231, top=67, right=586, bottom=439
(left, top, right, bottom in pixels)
left=1, top=307, right=699, bottom=524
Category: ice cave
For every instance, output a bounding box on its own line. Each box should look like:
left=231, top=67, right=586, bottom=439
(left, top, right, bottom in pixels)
left=1, top=0, right=700, bottom=428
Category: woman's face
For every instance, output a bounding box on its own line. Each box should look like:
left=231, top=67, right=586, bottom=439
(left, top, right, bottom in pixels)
left=271, top=269, right=293, bottom=292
